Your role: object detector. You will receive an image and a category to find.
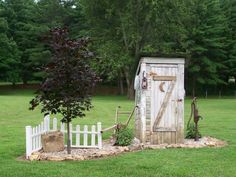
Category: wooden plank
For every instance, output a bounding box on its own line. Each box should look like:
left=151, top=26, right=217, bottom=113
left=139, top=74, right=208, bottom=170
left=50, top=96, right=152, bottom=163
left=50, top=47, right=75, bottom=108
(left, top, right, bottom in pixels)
left=141, top=57, right=185, bottom=65
left=101, top=125, right=117, bottom=133
left=155, top=127, right=176, bottom=132
left=153, top=80, right=176, bottom=131
left=153, top=76, right=176, bottom=81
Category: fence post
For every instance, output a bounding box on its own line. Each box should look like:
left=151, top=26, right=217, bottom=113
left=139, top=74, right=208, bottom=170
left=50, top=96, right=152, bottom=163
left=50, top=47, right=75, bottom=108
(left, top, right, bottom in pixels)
left=97, top=122, right=102, bottom=149
left=26, top=126, right=32, bottom=159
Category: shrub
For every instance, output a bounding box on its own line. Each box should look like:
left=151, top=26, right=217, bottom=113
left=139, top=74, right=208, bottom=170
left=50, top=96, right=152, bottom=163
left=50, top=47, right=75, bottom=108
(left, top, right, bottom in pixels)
left=114, top=126, right=134, bottom=146
left=185, top=123, right=202, bottom=139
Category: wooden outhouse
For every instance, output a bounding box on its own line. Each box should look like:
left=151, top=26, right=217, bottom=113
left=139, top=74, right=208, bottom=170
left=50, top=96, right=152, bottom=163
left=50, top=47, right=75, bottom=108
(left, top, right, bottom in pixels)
left=134, top=57, right=185, bottom=144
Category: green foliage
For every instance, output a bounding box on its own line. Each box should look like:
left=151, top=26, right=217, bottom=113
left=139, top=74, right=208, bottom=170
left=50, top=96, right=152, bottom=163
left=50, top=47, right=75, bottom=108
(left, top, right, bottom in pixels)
left=115, top=126, right=134, bottom=146
left=0, top=0, right=236, bottom=95
left=185, top=123, right=202, bottom=139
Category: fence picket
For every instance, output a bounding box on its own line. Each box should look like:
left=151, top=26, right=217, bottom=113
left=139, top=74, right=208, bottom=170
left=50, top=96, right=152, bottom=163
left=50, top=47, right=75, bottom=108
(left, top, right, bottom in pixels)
left=76, top=125, right=80, bottom=146
left=83, top=125, right=88, bottom=146
left=38, top=124, right=41, bottom=147
left=91, top=125, right=96, bottom=146
left=32, top=127, right=35, bottom=150
left=35, top=126, right=38, bottom=149
left=41, top=122, right=44, bottom=133
left=53, top=118, right=57, bottom=130
left=70, top=123, right=72, bottom=146
left=60, top=122, right=65, bottom=132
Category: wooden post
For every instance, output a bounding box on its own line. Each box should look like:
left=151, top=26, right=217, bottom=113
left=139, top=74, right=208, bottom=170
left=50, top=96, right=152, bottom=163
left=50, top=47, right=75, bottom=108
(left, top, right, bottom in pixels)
left=114, top=107, right=119, bottom=134
left=205, top=90, right=208, bottom=99
left=97, top=122, right=102, bottom=149
left=26, top=126, right=32, bottom=159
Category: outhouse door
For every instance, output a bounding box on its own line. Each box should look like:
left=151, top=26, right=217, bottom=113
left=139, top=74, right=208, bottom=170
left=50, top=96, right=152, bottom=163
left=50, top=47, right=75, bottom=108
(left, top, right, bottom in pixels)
left=150, top=64, right=179, bottom=132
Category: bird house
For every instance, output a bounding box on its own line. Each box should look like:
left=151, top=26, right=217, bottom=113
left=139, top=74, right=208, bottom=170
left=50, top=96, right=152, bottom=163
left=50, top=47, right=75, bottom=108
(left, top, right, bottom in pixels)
left=134, top=57, right=185, bottom=144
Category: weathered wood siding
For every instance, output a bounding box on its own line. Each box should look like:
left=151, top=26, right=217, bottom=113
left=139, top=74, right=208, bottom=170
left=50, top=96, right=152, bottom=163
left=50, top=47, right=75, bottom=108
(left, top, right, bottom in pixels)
left=135, top=57, right=185, bottom=144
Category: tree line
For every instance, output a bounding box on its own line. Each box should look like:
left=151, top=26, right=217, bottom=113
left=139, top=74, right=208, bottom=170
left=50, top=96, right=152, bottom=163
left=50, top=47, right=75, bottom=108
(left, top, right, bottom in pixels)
left=0, top=0, right=236, bottom=98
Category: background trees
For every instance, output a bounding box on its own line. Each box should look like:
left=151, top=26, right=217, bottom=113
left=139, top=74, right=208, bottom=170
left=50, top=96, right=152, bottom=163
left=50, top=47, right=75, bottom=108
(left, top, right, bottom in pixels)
left=0, top=0, right=235, bottom=97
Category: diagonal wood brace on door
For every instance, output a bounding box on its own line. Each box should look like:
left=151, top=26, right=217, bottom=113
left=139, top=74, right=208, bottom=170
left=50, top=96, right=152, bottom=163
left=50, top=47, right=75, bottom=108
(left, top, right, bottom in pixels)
left=152, top=76, right=176, bottom=132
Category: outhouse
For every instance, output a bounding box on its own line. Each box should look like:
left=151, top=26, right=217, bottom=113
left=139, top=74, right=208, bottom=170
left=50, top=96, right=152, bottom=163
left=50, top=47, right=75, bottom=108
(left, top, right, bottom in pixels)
left=134, top=57, right=185, bottom=144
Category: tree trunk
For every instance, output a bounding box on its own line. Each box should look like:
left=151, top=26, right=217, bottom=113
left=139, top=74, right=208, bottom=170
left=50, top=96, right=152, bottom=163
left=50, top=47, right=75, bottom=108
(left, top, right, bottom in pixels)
left=118, top=72, right=124, bottom=95
left=127, top=81, right=135, bottom=99
left=66, top=121, right=71, bottom=154
left=192, top=77, right=196, bottom=98
left=23, top=79, right=28, bottom=85
left=124, top=68, right=135, bottom=99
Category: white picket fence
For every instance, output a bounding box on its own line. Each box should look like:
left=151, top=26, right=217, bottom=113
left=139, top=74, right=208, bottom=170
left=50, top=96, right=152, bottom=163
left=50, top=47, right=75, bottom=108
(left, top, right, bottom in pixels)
left=25, top=115, right=102, bottom=159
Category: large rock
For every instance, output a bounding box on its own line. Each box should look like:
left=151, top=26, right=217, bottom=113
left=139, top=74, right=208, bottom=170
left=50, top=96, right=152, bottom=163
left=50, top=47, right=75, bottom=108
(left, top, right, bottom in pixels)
left=41, top=131, right=64, bottom=152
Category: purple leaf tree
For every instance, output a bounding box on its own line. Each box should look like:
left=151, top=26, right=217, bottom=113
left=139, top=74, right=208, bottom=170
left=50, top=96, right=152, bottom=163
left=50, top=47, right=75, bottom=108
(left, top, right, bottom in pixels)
left=30, top=27, right=99, bottom=154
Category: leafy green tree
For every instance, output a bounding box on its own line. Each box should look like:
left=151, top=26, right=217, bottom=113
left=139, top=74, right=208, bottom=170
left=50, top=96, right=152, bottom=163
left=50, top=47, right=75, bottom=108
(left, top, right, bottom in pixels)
left=0, top=16, right=20, bottom=84
left=223, top=0, right=236, bottom=79
left=182, top=0, right=228, bottom=96
left=1, top=0, right=50, bottom=83
left=30, top=28, right=99, bottom=154
left=82, top=0, right=187, bottom=98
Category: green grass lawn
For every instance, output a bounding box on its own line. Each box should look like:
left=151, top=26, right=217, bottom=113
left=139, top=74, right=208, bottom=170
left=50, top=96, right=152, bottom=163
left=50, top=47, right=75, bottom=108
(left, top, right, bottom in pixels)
left=0, top=90, right=236, bottom=177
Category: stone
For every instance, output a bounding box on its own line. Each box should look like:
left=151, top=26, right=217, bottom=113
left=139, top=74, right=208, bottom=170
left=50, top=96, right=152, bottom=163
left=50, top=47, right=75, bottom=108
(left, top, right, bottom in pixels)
left=205, top=142, right=215, bottom=147
left=65, top=155, right=74, bottom=160
left=47, top=156, right=65, bottom=161
left=73, top=155, right=85, bottom=160
left=128, top=144, right=142, bottom=151
left=117, top=146, right=129, bottom=152
left=98, top=150, right=110, bottom=156
left=132, top=137, right=141, bottom=145
left=41, top=131, right=64, bottom=153
left=29, top=154, right=40, bottom=161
